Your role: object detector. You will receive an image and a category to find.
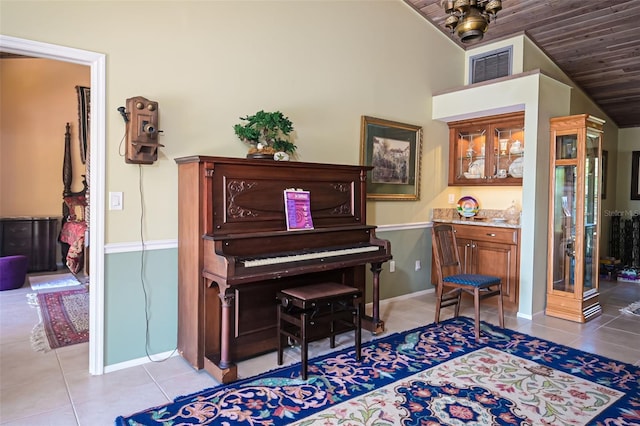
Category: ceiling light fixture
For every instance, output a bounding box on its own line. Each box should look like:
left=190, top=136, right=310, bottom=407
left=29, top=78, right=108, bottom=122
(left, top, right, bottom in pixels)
left=441, top=0, right=502, bottom=44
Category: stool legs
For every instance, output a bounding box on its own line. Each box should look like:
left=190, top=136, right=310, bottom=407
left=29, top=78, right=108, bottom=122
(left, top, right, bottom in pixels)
left=355, top=302, right=362, bottom=361
left=277, top=298, right=362, bottom=380
left=277, top=303, right=284, bottom=365
left=301, top=311, right=309, bottom=380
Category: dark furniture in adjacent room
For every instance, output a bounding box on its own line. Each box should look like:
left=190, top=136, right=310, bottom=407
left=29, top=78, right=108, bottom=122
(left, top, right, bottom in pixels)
left=59, top=122, right=89, bottom=275
left=0, top=217, right=59, bottom=272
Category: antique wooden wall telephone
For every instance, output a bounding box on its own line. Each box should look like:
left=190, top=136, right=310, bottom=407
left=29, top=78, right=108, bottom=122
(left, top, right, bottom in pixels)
left=118, top=96, right=164, bottom=164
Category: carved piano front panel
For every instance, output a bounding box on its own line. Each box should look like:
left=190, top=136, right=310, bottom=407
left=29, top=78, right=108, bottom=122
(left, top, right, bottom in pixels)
left=205, top=160, right=367, bottom=235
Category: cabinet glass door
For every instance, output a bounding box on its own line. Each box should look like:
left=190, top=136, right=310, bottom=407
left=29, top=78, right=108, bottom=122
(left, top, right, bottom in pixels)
left=551, top=164, right=577, bottom=292
left=494, top=124, right=525, bottom=179
left=583, top=132, right=600, bottom=296
left=455, top=128, right=486, bottom=180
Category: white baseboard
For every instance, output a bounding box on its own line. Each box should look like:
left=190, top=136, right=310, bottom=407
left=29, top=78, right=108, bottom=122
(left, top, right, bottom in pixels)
left=104, top=349, right=179, bottom=373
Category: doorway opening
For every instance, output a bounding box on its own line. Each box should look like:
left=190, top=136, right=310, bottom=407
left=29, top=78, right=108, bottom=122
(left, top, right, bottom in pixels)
left=0, top=35, right=106, bottom=375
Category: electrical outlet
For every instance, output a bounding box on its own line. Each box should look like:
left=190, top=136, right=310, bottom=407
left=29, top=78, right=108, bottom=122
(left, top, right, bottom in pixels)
left=415, top=260, right=421, bottom=271
left=448, top=193, right=455, bottom=204
left=389, top=260, right=396, bottom=273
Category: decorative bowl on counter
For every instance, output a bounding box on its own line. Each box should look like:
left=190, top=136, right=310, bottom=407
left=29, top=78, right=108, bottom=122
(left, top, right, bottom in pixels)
left=457, top=196, right=479, bottom=218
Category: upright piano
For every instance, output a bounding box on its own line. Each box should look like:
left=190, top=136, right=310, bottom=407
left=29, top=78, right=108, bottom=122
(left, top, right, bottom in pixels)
left=175, top=156, right=391, bottom=383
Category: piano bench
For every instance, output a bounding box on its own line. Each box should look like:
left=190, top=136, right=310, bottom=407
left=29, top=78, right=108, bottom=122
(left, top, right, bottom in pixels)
left=276, top=282, right=362, bottom=380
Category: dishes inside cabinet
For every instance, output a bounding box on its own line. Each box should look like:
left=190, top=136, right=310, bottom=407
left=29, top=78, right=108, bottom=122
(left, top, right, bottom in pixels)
left=509, top=140, right=523, bottom=154
left=508, top=157, right=524, bottom=178
left=468, top=159, right=485, bottom=178
left=463, top=172, right=481, bottom=179
left=457, top=196, right=479, bottom=217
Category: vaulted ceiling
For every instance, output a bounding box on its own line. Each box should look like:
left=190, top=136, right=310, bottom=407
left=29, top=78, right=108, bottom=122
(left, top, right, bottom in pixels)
left=403, top=0, right=640, bottom=128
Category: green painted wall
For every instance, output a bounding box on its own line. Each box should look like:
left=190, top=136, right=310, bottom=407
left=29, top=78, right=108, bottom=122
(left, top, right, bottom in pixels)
left=370, top=226, right=433, bottom=301
left=105, top=249, right=177, bottom=365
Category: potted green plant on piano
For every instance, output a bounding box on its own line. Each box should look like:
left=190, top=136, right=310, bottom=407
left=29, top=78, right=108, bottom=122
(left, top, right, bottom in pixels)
left=234, top=110, right=296, bottom=160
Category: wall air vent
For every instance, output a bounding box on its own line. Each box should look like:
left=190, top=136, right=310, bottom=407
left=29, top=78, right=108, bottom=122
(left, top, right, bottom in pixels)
left=470, top=46, right=512, bottom=84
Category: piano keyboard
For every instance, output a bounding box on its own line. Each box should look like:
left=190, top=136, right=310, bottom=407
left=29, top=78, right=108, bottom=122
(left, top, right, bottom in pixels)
left=243, top=245, right=380, bottom=268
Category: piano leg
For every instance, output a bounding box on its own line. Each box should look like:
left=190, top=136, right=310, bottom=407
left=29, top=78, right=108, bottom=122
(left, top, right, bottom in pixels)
left=365, top=262, right=385, bottom=335
left=218, top=291, right=233, bottom=369
left=203, top=284, right=237, bottom=384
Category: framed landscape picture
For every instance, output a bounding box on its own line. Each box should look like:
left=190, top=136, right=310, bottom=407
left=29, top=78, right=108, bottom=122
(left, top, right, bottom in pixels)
left=359, top=116, right=422, bottom=201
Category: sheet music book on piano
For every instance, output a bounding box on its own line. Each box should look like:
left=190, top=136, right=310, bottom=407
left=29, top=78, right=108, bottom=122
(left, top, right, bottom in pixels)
left=284, top=188, right=314, bottom=231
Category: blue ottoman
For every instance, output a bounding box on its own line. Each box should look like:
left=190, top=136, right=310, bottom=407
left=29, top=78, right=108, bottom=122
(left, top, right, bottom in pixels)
left=0, top=255, right=29, bottom=291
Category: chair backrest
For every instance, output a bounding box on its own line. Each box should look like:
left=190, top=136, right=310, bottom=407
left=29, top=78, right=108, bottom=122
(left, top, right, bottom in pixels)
left=431, top=224, right=463, bottom=284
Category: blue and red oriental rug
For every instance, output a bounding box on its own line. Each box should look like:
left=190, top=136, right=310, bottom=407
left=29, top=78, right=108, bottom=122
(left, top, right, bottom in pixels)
left=116, top=317, right=639, bottom=425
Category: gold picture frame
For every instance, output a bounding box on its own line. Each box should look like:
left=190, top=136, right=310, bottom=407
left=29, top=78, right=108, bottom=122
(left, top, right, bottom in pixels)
left=359, top=116, right=422, bottom=201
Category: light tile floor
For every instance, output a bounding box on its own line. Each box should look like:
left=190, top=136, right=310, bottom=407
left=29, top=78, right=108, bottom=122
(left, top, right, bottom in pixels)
left=1, top=277, right=638, bottom=425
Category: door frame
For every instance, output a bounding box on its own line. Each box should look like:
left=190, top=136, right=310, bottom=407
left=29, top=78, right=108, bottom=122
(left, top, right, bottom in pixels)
left=0, top=35, right=106, bottom=375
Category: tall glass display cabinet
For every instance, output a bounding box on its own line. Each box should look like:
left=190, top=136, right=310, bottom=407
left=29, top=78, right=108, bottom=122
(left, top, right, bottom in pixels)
left=546, top=114, right=605, bottom=323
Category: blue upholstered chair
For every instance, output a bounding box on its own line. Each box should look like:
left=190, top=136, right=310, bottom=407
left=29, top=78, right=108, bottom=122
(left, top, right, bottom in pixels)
left=431, top=224, right=504, bottom=339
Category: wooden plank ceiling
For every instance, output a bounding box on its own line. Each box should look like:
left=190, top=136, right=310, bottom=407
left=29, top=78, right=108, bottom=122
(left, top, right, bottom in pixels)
left=404, top=0, right=640, bottom=128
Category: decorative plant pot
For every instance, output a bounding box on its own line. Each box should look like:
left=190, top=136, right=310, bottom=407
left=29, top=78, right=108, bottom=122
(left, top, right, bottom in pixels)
left=246, top=152, right=275, bottom=160
left=274, top=152, right=290, bottom=161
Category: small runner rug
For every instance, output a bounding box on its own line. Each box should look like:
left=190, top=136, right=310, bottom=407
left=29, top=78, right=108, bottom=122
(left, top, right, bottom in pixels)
left=116, top=317, right=640, bottom=425
left=28, top=272, right=82, bottom=291
left=28, top=287, right=89, bottom=352
left=621, top=300, right=640, bottom=316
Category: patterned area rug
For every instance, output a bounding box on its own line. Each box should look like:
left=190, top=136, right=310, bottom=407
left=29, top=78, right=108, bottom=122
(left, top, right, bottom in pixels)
left=28, top=287, right=89, bottom=352
left=116, top=317, right=640, bottom=425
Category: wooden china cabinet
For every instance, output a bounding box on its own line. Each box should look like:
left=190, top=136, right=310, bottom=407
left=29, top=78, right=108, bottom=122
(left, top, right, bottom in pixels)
left=546, top=114, right=605, bottom=323
left=447, top=112, right=524, bottom=186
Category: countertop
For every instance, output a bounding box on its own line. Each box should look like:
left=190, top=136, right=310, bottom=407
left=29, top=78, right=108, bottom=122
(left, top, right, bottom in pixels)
left=432, top=218, right=520, bottom=229
left=432, top=207, right=521, bottom=229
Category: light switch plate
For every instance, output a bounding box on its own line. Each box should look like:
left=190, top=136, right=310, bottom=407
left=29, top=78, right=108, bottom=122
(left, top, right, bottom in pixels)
left=109, top=192, right=123, bottom=210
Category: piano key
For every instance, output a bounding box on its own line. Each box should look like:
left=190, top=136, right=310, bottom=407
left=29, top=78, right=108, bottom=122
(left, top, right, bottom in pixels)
left=243, top=245, right=380, bottom=267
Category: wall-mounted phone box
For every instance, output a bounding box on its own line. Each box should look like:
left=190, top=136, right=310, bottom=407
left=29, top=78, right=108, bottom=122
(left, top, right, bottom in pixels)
left=124, top=96, right=164, bottom=164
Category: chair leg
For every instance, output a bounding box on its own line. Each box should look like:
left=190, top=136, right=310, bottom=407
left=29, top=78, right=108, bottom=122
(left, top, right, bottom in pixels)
left=497, top=283, right=505, bottom=329
left=474, top=287, right=481, bottom=340
left=454, top=290, right=462, bottom=318
left=434, top=284, right=444, bottom=324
